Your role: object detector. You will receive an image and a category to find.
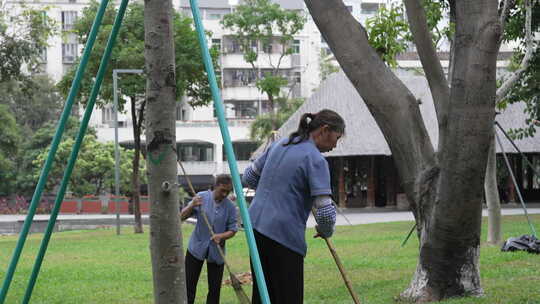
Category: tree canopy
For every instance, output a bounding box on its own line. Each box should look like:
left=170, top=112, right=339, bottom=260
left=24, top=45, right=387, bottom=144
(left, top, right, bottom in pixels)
left=34, top=132, right=144, bottom=197
left=0, top=3, right=56, bottom=84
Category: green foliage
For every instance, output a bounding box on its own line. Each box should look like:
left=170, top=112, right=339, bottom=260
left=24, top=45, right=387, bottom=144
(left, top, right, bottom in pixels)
left=0, top=104, right=21, bottom=196
left=0, top=5, right=60, bottom=196
left=14, top=118, right=95, bottom=196
left=250, top=97, right=303, bottom=143
left=499, top=1, right=540, bottom=139
left=57, top=1, right=218, bottom=109
left=256, top=74, right=288, bottom=98
left=0, top=4, right=57, bottom=84
left=33, top=133, right=143, bottom=197
left=365, top=1, right=451, bottom=67
left=319, top=50, right=340, bottom=81
left=0, top=75, right=63, bottom=132
left=421, top=0, right=452, bottom=46
left=366, top=4, right=411, bottom=68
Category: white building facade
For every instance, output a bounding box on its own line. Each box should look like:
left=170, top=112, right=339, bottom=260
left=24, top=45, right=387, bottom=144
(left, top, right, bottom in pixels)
left=4, top=0, right=401, bottom=187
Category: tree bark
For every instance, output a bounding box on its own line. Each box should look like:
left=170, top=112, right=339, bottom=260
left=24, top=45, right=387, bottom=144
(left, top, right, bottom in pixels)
left=144, top=0, right=186, bottom=302
left=485, top=135, right=502, bottom=245
left=305, top=0, right=501, bottom=301
left=131, top=97, right=143, bottom=234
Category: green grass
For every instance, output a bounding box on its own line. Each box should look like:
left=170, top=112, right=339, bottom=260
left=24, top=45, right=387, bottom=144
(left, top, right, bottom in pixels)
left=0, top=215, right=539, bottom=304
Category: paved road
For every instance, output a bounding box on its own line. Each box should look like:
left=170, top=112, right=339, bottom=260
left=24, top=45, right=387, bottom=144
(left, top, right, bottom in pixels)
left=1, top=207, right=538, bottom=228
left=306, top=207, right=540, bottom=228
left=0, top=214, right=150, bottom=222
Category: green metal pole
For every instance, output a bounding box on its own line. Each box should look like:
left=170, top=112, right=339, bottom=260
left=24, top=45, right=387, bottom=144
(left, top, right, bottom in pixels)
left=21, top=1, right=129, bottom=302
left=188, top=1, right=270, bottom=303
left=0, top=0, right=111, bottom=302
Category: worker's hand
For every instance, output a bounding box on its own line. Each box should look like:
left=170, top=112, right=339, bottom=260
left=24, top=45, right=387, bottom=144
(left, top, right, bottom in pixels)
left=211, top=233, right=224, bottom=245
left=313, top=225, right=326, bottom=239
left=191, top=196, right=203, bottom=207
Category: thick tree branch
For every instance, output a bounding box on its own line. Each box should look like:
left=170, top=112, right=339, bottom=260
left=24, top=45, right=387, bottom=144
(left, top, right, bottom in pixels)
left=447, top=0, right=456, bottom=82
left=496, top=0, right=535, bottom=102
left=304, top=0, right=437, bottom=197
left=403, top=0, right=450, bottom=143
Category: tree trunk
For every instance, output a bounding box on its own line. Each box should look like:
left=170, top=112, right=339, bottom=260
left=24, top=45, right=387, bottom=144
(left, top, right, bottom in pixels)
left=131, top=98, right=143, bottom=234
left=485, top=134, right=502, bottom=245
left=268, top=93, right=277, bottom=131
left=144, top=0, right=186, bottom=302
left=305, top=0, right=500, bottom=301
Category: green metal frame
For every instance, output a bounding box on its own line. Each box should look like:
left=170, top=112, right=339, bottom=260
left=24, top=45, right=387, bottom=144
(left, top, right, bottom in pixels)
left=0, top=0, right=112, bottom=302
left=21, top=0, right=130, bottom=302
left=188, top=0, right=271, bottom=303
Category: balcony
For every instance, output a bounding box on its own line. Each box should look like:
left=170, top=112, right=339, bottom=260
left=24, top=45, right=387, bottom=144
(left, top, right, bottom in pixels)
left=175, top=161, right=251, bottom=176
left=221, top=53, right=292, bottom=69
left=222, top=161, right=251, bottom=175
left=222, top=86, right=267, bottom=101
left=178, top=161, right=217, bottom=175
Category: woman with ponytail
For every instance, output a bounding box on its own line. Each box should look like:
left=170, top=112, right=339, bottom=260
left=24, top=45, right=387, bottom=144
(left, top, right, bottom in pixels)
left=243, top=109, right=345, bottom=303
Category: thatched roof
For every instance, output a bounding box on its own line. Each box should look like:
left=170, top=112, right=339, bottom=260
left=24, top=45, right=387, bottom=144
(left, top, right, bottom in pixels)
left=256, top=70, right=539, bottom=158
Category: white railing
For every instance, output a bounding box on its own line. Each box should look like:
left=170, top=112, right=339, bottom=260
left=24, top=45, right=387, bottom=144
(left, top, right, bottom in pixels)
left=179, top=161, right=217, bottom=175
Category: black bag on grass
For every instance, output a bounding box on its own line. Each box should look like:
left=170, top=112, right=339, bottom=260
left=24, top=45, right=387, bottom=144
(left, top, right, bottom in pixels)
left=501, top=235, right=540, bottom=254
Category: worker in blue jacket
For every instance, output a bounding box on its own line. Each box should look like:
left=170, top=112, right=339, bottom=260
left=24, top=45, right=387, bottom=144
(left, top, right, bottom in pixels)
left=244, top=109, right=344, bottom=304
left=180, top=174, right=238, bottom=304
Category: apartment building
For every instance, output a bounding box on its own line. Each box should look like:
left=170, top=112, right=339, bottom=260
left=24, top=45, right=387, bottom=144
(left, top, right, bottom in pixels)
left=4, top=0, right=395, bottom=189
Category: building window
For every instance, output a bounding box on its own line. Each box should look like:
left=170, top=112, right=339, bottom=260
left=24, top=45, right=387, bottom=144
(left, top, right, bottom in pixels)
left=224, top=69, right=257, bottom=87
left=224, top=37, right=242, bottom=53
left=212, top=38, right=221, bottom=52
left=263, top=41, right=273, bottom=53
left=178, top=143, right=214, bottom=161
left=223, top=142, right=259, bottom=161
left=361, top=3, right=381, bottom=15
left=176, top=105, right=188, bottom=121
left=292, top=39, right=300, bottom=54
left=224, top=100, right=259, bottom=119
left=61, top=11, right=78, bottom=31
left=101, top=106, right=114, bottom=124
left=62, top=43, right=78, bottom=63
left=249, top=40, right=258, bottom=52
left=208, top=13, right=222, bottom=20
left=38, top=47, right=47, bottom=62
left=294, top=71, right=301, bottom=84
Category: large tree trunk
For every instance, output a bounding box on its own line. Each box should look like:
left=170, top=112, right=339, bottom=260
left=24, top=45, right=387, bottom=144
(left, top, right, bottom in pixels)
left=305, top=0, right=500, bottom=302
left=144, top=0, right=186, bottom=302
left=131, top=98, right=143, bottom=234
left=485, top=135, right=502, bottom=245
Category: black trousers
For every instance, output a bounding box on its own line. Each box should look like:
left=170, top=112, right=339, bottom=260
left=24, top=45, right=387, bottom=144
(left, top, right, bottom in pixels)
left=185, top=250, right=225, bottom=304
left=251, top=230, right=304, bottom=304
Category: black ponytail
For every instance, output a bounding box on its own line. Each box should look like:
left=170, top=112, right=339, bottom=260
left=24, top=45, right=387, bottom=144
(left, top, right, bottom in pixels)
left=284, top=109, right=345, bottom=146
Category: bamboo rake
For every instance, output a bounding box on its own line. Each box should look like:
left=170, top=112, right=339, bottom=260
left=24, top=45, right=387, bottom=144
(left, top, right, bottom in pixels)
left=312, top=208, right=361, bottom=304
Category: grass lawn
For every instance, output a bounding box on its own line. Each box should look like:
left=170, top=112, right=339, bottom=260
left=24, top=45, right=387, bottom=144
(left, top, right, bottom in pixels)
left=0, top=215, right=539, bottom=304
